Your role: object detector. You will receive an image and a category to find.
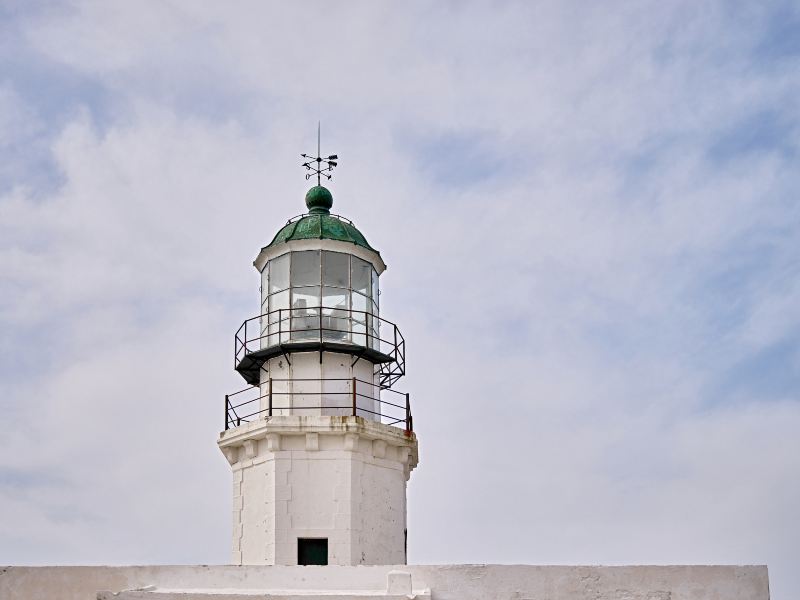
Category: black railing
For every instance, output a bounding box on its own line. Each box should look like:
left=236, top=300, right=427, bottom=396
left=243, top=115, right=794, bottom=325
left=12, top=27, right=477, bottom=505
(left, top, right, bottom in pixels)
left=224, top=377, right=412, bottom=433
left=234, top=307, right=405, bottom=388
left=283, top=212, right=358, bottom=227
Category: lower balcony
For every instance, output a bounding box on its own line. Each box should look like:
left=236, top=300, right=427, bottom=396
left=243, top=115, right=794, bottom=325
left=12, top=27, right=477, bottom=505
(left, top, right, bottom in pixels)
left=224, top=377, right=413, bottom=433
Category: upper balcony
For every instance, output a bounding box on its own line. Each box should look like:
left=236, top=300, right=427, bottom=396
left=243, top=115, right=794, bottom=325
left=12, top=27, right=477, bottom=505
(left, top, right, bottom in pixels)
left=234, top=306, right=406, bottom=388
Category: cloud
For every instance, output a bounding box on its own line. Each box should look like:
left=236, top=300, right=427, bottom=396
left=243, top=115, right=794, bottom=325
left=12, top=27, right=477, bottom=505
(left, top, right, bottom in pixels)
left=1, top=1, right=799, bottom=598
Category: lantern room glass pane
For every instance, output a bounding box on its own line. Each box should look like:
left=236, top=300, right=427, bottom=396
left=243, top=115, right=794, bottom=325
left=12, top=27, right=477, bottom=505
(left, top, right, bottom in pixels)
left=367, top=314, right=376, bottom=350
left=322, top=251, right=349, bottom=288
left=292, top=251, right=321, bottom=287
left=370, top=314, right=381, bottom=350
left=291, top=286, right=321, bottom=312
left=268, top=290, right=290, bottom=313
left=352, top=291, right=367, bottom=315
left=351, top=292, right=367, bottom=346
left=352, top=312, right=366, bottom=346
left=267, top=289, right=290, bottom=345
left=322, top=287, right=349, bottom=341
left=371, top=268, right=379, bottom=313
left=269, top=254, right=289, bottom=293
left=352, top=257, right=371, bottom=297
left=322, top=286, right=348, bottom=311
left=261, top=262, right=269, bottom=308
left=291, top=286, right=321, bottom=341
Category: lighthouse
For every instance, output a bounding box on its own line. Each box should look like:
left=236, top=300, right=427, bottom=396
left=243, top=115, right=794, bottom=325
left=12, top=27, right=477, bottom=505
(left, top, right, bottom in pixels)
left=217, top=145, right=418, bottom=567
left=1, top=147, right=772, bottom=600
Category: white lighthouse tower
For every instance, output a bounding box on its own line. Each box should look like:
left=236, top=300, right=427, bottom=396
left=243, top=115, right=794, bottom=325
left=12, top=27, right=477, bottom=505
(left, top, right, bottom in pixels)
left=217, top=147, right=418, bottom=567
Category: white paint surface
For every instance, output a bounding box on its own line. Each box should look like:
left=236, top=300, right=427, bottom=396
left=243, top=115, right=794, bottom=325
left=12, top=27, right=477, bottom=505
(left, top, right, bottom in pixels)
left=254, top=239, right=386, bottom=276
left=259, top=352, right=379, bottom=420
left=218, top=416, right=418, bottom=565
left=0, top=565, right=770, bottom=600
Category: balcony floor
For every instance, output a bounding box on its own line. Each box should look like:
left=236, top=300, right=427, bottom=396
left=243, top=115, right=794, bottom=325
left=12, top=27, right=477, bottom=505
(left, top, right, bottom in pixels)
left=235, top=340, right=394, bottom=385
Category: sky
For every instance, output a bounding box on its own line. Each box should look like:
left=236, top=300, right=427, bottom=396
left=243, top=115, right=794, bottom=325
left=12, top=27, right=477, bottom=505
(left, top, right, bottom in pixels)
left=0, top=0, right=799, bottom=597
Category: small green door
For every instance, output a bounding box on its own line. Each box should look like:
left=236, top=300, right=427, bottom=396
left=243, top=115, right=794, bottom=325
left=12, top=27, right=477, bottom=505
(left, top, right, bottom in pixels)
left=297, top=538, right=328, bottom=565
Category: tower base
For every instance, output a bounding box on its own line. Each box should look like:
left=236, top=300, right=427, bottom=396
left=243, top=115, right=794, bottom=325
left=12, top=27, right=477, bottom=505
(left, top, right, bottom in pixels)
left=218, top=415, right=418, bottom=566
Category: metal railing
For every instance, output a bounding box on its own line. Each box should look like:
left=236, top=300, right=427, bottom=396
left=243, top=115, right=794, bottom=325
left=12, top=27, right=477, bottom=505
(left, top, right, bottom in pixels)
left=234, top=307, right=405, bottom=388
left=283, top=212, right=358, bottom=227
left=224, top=377, right=413, bottom=433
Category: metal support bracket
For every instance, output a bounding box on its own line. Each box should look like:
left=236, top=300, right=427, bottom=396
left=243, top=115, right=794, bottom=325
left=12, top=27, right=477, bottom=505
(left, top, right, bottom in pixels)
left=280, top=346, right=292, bottom=366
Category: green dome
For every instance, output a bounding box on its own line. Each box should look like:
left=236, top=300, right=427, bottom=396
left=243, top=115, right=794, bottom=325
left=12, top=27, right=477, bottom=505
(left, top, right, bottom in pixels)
left=266, top=187, right=378, bottom=253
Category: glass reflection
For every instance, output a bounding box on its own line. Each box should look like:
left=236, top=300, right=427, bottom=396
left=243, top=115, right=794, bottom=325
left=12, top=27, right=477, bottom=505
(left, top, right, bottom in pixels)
left=261, top=262, right=269, bottom=308
left=370, top=314, right=381, bottom=350
left=322, top=287, right=349, bottom=341
left=291, top=286, right=321, bottom=341
left=371, top=268, right=379, bottom=310
left=268, top=289, right=290, bottom=344
left=352, top=256, right=371, bottom=296
left=351, top=291, right=367, bottom=346
left=270, top=254, right=289, bottom=293
left=322, top=251, right=349, bottom=288
left=291, top=251, right=321, bottom=287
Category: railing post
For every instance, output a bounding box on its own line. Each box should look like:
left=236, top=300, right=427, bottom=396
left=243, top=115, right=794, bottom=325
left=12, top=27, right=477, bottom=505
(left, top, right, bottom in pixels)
left=268, top=378, right=273, bottom=417
left=352, top=377, right=357, bottom=418
left=405, top=393, right=410, bottom=432
left=224, top=394, right=229, bottom=431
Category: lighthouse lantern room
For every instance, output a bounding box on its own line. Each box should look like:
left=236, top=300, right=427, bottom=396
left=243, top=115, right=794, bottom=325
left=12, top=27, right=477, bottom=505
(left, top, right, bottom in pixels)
left=218, top=142, right=418, bottom=567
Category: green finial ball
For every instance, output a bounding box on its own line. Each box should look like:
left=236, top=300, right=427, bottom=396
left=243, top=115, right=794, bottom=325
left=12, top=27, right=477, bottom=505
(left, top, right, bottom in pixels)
left=305, top=185, right=333, bottom=214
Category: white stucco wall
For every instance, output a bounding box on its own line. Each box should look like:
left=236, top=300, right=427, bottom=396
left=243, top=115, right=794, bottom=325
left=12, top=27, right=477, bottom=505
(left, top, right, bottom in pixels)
left=0, top=564, right=770, bottom=600
left=356, top=447, right=408, bottom=565
left=260, top=352, right=379, bottom=420
left=218, top=416, right=418, bottom=566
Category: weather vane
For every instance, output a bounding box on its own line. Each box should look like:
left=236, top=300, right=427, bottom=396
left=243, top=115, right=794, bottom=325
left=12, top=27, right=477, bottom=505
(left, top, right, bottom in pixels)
left=301, top=122, right=338, bottom=186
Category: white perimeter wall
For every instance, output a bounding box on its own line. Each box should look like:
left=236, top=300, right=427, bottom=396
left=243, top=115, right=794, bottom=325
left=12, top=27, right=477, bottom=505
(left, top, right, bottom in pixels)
left=0, top=565, right=770, bottom=600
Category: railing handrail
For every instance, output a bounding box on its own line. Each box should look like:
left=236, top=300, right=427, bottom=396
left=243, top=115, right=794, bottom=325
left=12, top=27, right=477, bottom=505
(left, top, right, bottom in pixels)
left=236, top=306, right=404, bottom=339
left=233, top=306, right=406, bottom=389
left=226, top=377, right=406, bottom=401
left=230, top=388, right=405, bottom=410
left=224, top=377, right=412, bottom=433
left=283, top=212, right=357, bottom=227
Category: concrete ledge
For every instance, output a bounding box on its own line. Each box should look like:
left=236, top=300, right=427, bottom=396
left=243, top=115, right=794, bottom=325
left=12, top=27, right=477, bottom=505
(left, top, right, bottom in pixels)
left=219, top=416, right=417, bottom=449
left=98, top=590, right=430, bottom=600
left=98, top=570, right=431, bottom=599
left=0, top=564, right=770, bottom=600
